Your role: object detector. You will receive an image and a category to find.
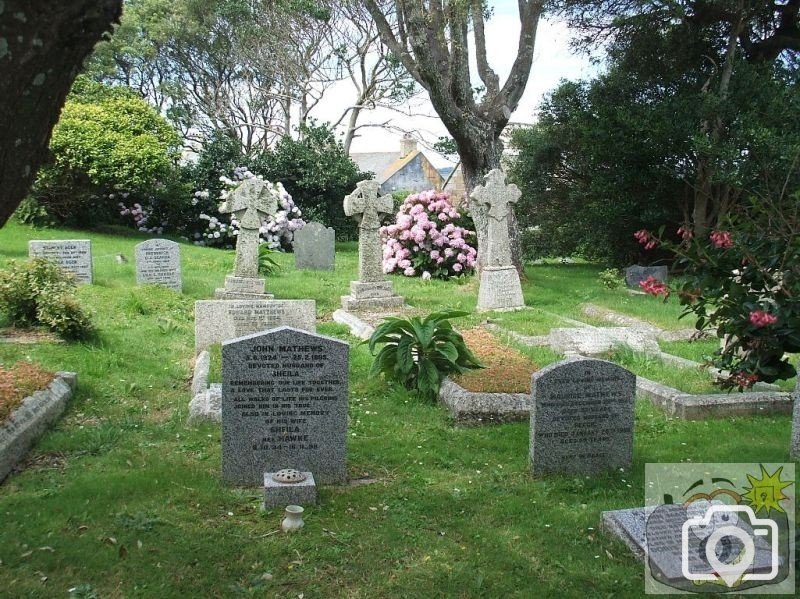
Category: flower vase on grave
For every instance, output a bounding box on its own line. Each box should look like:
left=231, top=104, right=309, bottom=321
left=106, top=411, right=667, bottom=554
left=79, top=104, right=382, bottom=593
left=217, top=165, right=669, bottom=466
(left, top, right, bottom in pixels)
left=281, top=505, right=305, bottom=532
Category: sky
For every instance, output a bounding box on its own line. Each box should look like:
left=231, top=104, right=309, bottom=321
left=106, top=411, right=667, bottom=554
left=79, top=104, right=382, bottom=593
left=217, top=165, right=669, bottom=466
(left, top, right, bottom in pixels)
left=310, top=7, right=601, bottom=167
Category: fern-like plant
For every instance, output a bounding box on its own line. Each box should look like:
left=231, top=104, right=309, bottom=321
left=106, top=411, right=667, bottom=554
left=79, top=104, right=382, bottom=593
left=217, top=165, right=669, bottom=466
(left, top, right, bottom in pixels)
left=368, top=310, right=483, bottom=401
left=258, top=244, right=281, bottom=276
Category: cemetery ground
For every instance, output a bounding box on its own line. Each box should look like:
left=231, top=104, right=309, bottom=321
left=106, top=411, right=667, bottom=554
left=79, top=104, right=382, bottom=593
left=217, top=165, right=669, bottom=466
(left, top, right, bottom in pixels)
left=0, top=221, right=796, bottom=597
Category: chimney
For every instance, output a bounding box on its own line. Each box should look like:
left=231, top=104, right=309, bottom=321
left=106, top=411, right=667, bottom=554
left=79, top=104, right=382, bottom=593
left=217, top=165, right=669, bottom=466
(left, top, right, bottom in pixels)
left=399, top=134, right=417, bottom=158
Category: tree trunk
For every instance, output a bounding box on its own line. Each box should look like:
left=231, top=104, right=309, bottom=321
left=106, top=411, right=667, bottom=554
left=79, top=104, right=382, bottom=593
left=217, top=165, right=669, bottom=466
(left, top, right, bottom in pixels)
left=343, top=105, right=362, bottom=156
left=0, top=0, right=123, bottom=228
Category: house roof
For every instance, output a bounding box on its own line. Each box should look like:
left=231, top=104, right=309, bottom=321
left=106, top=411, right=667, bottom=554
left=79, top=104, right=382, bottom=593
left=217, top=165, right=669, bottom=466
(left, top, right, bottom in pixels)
left=351, top=150, right=424, bottom=185
left=350, top=151, right=399, bottom=181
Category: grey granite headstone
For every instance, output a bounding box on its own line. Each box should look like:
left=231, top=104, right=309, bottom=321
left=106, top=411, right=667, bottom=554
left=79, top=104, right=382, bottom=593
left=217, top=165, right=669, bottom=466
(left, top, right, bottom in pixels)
left=28, top=240, right=92, bottom=284
left=134, top=239, right=181, bottom=291
left=624, top=265, right=668, bottom=288
left=341, top=180, right=403, bottom=310
left=471, top=170, right=524, bottom=311
left=293, top=221, right=335, bottom=271
left=216, top=178, right=278, bottom=299
left=791, top=378, right=800, bottom=459
left=194, top=299, right=316, bottom=354
left=222, top=327, right=349, bottom=486
left=530, top=358, right=635, bottom=476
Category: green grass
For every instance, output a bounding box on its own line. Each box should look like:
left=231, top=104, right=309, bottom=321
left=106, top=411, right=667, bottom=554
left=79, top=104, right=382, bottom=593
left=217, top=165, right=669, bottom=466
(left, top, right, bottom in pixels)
left=0, top=221, right=797, bottom=598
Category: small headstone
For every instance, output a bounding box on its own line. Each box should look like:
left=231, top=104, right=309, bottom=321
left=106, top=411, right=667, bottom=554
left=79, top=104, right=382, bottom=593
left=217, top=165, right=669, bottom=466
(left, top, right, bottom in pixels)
left=470, top=170, right=524, bottom=311
left=222, top=326, right=349, bottom=486
left=28, top=240, right=92, bottom=284
left=790, top=378, right=800, bottom=459
left=194, top=299, right=316, bottom=354
left=341, top=180, right=403, bottom=310
left=293, top=221, right=335, bottom=271
left=624, top=265, right=668, bottom=288
left=215, top=178, right=278, bottom=299
left=530, top=358, right=636, bottom=476
left=264, top=470, right=317, bottom=509
left=134, top=239, right=181, bottom=291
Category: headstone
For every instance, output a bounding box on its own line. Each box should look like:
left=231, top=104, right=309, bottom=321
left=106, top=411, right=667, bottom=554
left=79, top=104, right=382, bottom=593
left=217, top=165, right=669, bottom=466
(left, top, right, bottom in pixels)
left=530, top=358, right=636, bottom=476
left=222, top=327, right=349, bottom=486
left=470, top=170, right=524, bottom=311
left=341, top=180, right=404, bottom=310
left=624, top=265, right=668, bottom=288
left=28, top=240, right=92, bottom=284
left=215, top=178, right=278, bottom=299
left=791, top=378, right=800, bottom=459
left=194, top=299, right=316, bottom=354
left=293, top=221, right=335, bottom=271
left=134, top=239, right=181, bottom=291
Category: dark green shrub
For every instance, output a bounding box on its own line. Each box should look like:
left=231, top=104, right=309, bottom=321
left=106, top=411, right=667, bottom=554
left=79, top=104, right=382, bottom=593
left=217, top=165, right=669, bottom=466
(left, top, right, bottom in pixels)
left=251, top=123, right=369, bottom=241
left=258, top=245, right=281, bottom=276
left=0, top=259, right=94, bottom=340
left=368, top=310, right=483, bottom=401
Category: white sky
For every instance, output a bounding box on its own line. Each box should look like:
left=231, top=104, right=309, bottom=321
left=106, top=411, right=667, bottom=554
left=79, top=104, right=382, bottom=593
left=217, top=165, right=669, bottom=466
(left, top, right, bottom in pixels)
left=309, top=9, right=600, bottom=168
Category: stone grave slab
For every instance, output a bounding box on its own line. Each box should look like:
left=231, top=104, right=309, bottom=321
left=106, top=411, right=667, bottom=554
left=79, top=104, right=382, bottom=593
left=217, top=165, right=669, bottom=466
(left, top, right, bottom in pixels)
left=222, top=327, right=348, bottom=486
left=548, top=327, right=661, bottom=356
left=624, top=265, right=668, bottom=288
left=530, top=358, right=635, bottom=476
left=135, top=239, right=181, bottom=291
left=194, top=299, right=316, bottom=354
left=28, top=240, right=92, bottom=284
left=293, top=221, right=335, bottom=271
left=603, top=504, right=780, bottom=591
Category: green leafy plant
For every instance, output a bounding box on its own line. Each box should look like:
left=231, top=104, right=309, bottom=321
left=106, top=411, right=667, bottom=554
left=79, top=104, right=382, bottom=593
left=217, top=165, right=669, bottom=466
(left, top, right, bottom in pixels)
left=368, top=310, right=484, bottom=401
left=258, top=244, right=281, bottom=276
left=0, top=258, right=94, bottom=340
left=598, top=268, right=624, bottom=289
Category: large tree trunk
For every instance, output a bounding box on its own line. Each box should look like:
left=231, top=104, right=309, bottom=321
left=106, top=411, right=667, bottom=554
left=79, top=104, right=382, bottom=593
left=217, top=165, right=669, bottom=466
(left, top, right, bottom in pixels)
left=0, top=0, right=123, bottom=228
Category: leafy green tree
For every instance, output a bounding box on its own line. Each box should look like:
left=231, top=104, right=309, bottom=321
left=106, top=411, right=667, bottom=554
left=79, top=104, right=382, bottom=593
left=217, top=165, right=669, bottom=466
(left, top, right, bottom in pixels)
left=31, top=77, right=183, bottom=226
left=511, top=1, right=800, bottom=265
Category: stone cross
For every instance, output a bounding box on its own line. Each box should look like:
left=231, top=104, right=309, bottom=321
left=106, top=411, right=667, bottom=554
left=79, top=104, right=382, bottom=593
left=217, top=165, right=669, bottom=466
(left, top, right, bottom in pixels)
left=219, top=178, right=277, bottom=278
left=470, top=169, right=521, bottom=267
left=344, top=180, right=393, bottom=282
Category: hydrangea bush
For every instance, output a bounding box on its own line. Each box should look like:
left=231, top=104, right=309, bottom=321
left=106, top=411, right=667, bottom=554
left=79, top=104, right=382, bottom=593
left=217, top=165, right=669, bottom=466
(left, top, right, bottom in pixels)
left=120, top=166, right=305, bottom=250
left=633, top=193, right=800, bottom=389
left=381, top=190, right=476, bottom=279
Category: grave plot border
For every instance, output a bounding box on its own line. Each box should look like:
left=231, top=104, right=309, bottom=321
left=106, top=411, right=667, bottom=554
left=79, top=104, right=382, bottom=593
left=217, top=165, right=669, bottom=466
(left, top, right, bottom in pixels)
left=1, top=372, right=77, bottom=483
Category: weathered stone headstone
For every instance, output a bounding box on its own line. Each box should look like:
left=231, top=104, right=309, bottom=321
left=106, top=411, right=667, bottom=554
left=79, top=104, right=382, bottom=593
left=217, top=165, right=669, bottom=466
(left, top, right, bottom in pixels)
left=470, top=170, right=524, bottom=311
left=293, top=221, right=335, bottom=271
left=530, top=358, right=636, bottom=476
left=134, top=239, right=181, bottom=291
left=341, top=180, right=404, bottom=310
left=28, top=240, right=92, bottom=284
left=215, top=178, right=278, bottom=299
left=790, top=378, right=800, bottom=459
left=624, top=265, right=668, bottom=288
left=194, top=299, right=316, bottom=354
left=221, top=327, right=349, bottom=486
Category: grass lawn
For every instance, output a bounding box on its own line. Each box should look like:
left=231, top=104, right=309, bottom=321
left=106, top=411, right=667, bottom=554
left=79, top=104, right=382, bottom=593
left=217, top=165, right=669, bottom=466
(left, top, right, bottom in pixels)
left=0, top=221, right=797, bottom=598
